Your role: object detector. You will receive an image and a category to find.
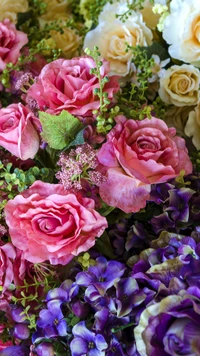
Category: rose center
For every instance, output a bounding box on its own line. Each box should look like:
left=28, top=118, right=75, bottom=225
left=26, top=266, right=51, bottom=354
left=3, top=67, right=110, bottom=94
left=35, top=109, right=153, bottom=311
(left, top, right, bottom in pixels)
left=38, top=217, right=60, bottom=233
left=1, top=118, right=15, bottom=131
left=108, top=34, right=127, bottom=58
left=137, top=140, right=156, bottom=151
left=178, top=78, right=189, bottom=92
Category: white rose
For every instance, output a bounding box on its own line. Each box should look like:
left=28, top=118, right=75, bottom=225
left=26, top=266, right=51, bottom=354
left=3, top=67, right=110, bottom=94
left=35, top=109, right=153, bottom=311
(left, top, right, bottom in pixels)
left=159, top=64, right=200, bottom=107
left=0, top=0, right=28, bottom=23
left=163, top=0, right=200, bottom=66
left=83, top=1, right=153, bottom=76
left=185, top=103, right=200, bottom=150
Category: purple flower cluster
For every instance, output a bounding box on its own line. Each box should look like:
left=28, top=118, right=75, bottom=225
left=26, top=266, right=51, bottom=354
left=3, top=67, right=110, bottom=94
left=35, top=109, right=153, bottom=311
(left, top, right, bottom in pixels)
left=2, top=175, right=200, bottom=356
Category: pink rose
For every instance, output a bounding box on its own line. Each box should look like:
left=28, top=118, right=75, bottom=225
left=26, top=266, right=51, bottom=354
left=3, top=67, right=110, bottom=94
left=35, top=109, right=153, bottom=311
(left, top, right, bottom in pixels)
left=27, top=56, right=120, bottom=116
left=0, top=19, right=28, bottom=71
left=0, top=243, right=16, bottom=294
left=4, top=181, right=108, bottom=265
left=97, top=116, right=193, bottom=213
left=0, top=103, right=40, bottom=160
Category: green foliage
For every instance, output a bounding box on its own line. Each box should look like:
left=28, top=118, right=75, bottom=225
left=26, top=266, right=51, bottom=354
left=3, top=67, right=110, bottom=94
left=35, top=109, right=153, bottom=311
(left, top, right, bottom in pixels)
left=39, top=110, right=84, bottom=150
left=12, top=290, right=38, bottom=307
left=118, top=45, right=156, bottom=120
left=145, top=42, right=169, bottom=61
left=85, top=46, right=118, bottom=134
left=0, top=160, right=53, bottom=218
left=78, top=0, right=109, bottom=27
left=190, top=150, right=200, bottom=173
left=115, top=0, right=148, bottom=22
left=95, top=231, right=116, bottom=259
left=20, top=306, right=37, bottom=330
left=152, top=96, right=168, bottom=120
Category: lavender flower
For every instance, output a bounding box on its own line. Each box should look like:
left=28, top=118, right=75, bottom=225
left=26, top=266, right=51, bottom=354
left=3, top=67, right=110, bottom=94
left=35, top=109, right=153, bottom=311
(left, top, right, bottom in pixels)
left=106, top=336, right=125, bottom=356
left=114, top=277, right=146, bottom=317
left=37, top=300, right=67, bottom=338
left=75, top=257, right=126, bottom=295
left=32, top=342, right=54, bottom=356
left=166, top=188, right=195, bottom=222
left=150, top=212, right=175, bottom=233
left=0, top=346, right=29, bottom=356
left=70, top=321, right=108, bottom=356
left=46, top=279, right=79, bottom=303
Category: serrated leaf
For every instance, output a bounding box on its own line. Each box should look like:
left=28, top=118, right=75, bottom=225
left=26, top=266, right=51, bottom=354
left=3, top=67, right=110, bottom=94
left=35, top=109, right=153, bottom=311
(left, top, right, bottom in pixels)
left=39, top=110, right=83, bottom=150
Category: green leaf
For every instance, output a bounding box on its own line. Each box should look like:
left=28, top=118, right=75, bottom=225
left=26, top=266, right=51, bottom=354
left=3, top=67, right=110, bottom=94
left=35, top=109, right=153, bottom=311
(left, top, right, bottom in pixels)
left=39, top=110, right=83, bottom=150
left=144, top=42, right=169, bottom=61
left=63, top=128, right=85, bottom=150
left=70, top=316, right=80, bottom=326
left=95, top=231, right=116, bottom=259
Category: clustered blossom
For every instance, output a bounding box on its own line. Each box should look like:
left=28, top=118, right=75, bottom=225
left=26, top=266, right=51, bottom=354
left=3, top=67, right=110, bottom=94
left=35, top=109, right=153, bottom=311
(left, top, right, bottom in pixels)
left=56, top=143, right=106, bottom=191
left=15, top=72, right=34, bottom=91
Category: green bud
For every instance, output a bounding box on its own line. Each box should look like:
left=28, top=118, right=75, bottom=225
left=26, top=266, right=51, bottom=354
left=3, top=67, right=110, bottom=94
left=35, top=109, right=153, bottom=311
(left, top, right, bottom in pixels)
left=93, top=88, right=99, bottom=95
left=1, top=78, right=7, bottom=85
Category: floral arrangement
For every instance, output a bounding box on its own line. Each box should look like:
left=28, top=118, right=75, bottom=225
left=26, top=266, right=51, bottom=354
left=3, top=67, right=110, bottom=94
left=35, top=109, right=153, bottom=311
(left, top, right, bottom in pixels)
left=0, top=0, right=200, bottom=355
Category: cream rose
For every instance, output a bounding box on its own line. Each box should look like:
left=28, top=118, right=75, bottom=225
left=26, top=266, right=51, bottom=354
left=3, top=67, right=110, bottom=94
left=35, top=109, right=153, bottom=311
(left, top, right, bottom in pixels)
left=185, top=103, right=200, bottom=150
left=0, top=0, right=28, bottom=23
left=163, top=0, right=200, bottom=66
left=39, top=0, right=70, bottom=23
left=50, top=25, right=81, bottom=59
left=164, top=106, right=194, bottom=137
left=83, top=1, right=153, bottom=76
left=140, top=0, right=167, bottom=30
left=159, top=64, right=200, bottom=107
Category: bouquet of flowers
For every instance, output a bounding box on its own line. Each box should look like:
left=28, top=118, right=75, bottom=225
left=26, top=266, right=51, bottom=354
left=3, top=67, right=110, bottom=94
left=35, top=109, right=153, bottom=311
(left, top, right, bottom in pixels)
left=0, top=0, right=200, bottom=355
